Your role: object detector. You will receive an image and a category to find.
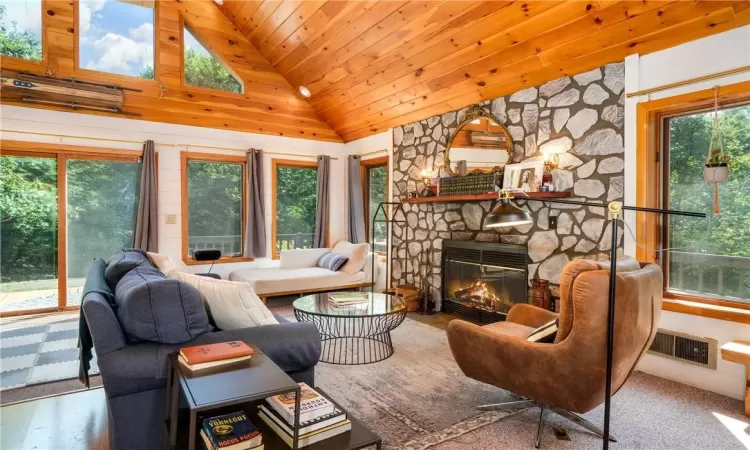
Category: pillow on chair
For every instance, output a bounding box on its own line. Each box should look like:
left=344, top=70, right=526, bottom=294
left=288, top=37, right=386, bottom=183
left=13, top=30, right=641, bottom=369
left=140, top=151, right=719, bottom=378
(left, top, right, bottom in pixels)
left=317, top=252, right=349, bottom=271
left=526, top=318, right=559, bottom=343
left=166, top=269, right=278, bottom=330
left=332, top=241, right=369, bottom=274
left=147, top=252, right=188, bottom=272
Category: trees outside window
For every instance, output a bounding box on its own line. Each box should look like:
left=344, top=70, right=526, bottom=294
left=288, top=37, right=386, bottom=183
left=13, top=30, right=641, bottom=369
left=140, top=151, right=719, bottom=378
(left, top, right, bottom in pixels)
left=185, top=158, right=244, bottom=259
left=361, top=157, right=388, bottom=253
left=663, top=103, right=750, bottom=303
left=0, top=2, right=42, bottom=61
left=182, top=27, right=242, bottom=93
left=272, top=160, right=318, bottom=259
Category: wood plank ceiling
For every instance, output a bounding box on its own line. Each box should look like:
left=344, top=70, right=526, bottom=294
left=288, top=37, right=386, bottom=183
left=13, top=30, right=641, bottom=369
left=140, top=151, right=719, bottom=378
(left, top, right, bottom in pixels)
left=218, top=0, right=750, bottom=142
left=0, top=0, right=341, bottom=142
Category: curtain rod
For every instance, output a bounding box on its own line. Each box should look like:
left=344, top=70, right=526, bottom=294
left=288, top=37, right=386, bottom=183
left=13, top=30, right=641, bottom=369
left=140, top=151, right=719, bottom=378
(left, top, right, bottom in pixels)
left=0, top=130, right=339, bottom=159
left=626, top=65, right=750, bottom=98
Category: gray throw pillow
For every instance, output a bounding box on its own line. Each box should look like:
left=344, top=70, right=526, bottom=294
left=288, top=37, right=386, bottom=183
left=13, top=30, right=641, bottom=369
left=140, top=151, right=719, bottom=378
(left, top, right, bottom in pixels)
left=115, top=267, right=209, bottom=344
left=105, top=249, right=155, bottom=287
left=317, top=252, right=349, bottom=271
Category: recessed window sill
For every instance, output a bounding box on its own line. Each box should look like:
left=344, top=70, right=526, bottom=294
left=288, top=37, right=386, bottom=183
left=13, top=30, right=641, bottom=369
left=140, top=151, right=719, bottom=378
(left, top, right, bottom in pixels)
left=662, top=298, right=750, bottom=324
left=183, top=256, right=253, bottom=266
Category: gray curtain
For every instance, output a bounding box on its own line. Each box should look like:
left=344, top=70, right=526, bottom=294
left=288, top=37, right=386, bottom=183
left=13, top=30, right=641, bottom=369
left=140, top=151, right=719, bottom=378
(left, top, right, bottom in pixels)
left=243, top=149, right=266, bottom=258
left=347, top=155, right=366, bottom=244
left=314, top=155, right=330, bottom=248
left=133, top=140, right=158, bottom=251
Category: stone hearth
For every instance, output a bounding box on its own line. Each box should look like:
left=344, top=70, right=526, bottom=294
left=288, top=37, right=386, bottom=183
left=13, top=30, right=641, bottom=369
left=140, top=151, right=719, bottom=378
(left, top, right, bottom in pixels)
left=391, top=63, right=625, bottom=308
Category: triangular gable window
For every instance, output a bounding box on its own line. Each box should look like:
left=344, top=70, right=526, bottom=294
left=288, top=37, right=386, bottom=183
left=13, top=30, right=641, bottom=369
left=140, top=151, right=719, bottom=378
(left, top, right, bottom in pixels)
left=184, top=27, right=242, bottom=94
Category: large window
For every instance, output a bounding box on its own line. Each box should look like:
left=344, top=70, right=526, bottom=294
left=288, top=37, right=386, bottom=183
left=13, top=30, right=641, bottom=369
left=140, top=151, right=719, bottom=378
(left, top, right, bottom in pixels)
left=361, top=156, right=388, bottom=253
left=182, top=153, right=246, bottom=262
left=184, top=27, right=242, bottom=93
left=78, top=0, right=155, bottom=78
left=0, top=0, right=42, bottom=61
left=0, top=147, right=142, bottom=315
left=272, top=160, right=318, bottom=259
left=661, top=102, right=750, bottom=304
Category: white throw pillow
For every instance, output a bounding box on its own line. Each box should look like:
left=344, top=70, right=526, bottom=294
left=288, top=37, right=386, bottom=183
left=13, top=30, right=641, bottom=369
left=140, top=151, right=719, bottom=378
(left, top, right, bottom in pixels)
left=332, top=241, right=370, bottom=274
left=165, top=269, right=278, bottom=330
left=147, top=252, right=188, bottom=272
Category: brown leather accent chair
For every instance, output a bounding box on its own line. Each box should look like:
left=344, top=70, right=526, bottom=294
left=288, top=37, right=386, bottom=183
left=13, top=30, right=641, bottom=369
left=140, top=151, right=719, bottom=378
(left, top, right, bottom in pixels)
left=447, top=258, right=663, bottom=447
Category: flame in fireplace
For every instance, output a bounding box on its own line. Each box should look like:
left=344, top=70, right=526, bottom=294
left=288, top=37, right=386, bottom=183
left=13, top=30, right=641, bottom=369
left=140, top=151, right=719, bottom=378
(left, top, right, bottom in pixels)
left=453, top=280, right=509, bottom=312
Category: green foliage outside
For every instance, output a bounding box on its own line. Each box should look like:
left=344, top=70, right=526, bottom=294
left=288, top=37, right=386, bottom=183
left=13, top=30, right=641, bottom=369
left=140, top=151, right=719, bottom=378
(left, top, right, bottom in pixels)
left=276, top=167, right=317, bottom=252
left=368, top=166, right=387, bottom=251
left=0, top=5, right=41, bottom=61
left=187, top=161, right=242, bottom=256
left=0, top=157, right=141, bottom=284
left=667, top=105, right=750, bottom=299
left=138, top=47, right=241, bottom=91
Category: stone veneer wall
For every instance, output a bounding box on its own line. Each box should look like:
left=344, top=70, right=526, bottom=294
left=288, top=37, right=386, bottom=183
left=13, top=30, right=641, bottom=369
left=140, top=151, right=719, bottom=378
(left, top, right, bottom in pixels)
left=391, top=63, right=625, bottom=307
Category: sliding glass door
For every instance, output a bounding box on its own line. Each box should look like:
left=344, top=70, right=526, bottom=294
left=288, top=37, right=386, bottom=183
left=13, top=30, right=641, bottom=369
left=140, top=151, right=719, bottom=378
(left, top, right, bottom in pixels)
left=66, top=159, right=141, bottom=307
left=0, top=154, right=59, bottom=314
left=0, top=149, right=143, bottom=315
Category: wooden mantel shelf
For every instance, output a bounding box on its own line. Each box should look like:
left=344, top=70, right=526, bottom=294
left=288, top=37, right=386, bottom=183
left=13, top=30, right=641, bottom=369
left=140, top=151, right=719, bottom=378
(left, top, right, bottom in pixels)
left=403, top=191, right=572, bottom=204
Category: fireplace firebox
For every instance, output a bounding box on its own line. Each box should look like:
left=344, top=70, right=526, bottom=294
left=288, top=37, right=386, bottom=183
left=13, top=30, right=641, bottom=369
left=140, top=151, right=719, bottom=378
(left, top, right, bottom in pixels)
left=441, top=240, right=529, bottom=325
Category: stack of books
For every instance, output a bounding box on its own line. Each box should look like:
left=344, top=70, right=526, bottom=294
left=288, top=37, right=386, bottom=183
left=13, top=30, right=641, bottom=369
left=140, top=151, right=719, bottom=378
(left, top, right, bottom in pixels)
left=201, top=411, right=263, bottom=450
left=327, top=292, right=369, bottom=310
left=258, top=383, right=351, bottom=447
left=178, top=341, right=254, bottom=372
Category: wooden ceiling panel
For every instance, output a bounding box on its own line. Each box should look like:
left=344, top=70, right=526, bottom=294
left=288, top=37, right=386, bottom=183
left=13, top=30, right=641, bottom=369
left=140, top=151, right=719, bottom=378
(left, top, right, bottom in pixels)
left=217, top=0, right=750, bottom=142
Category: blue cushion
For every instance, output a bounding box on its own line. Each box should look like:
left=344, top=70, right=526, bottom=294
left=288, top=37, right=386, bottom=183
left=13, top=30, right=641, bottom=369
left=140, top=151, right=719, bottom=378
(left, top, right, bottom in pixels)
left=114, top=267, right=209, bottom=344
left=105, top=249, right=154, bottom=288
left=317, top=252, right=349, bottom=271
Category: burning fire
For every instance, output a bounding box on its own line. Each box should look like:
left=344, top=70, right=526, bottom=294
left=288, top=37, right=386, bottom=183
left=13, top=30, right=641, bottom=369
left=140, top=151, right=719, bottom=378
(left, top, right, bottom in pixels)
left=454, top=280, right=505, bottom=312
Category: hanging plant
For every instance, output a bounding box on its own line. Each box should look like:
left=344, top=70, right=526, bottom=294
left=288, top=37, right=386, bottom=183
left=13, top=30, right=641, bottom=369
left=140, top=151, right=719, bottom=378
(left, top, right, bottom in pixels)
left=703, top=86, right=731, bottom=214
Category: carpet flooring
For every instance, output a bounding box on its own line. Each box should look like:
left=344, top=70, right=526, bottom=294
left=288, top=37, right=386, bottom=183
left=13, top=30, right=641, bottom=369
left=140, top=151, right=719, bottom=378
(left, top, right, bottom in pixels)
left=315, top=318, right=750, bottom=449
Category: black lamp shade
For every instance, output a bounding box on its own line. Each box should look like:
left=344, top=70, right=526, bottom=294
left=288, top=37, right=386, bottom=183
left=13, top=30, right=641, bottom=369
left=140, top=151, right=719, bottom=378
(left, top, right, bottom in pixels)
left=484, top=199, right=533, bottom=228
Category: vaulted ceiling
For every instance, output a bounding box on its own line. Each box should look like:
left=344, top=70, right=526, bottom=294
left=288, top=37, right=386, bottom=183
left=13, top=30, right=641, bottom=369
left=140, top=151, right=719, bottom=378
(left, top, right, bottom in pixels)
left=218, top=0, right=750, bottom=142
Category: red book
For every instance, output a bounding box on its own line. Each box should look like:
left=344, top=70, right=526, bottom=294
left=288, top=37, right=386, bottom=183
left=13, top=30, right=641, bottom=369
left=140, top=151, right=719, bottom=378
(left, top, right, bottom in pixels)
left=179, top=341, right=254, bottom=365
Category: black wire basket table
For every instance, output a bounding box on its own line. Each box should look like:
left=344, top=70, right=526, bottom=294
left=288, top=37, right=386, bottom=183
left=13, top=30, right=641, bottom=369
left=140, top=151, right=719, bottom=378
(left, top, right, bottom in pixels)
left=293, top=293, right=407, bottom=365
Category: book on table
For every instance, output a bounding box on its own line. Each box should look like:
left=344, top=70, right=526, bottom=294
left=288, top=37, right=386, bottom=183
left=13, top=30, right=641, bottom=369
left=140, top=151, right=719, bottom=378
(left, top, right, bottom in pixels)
left=259, top=386, right=351, bottom=448
left=178, top=341, right=253, bottom=371
left=266, top=383, right=335, bottom=424
left=328, top=292, right=368, bottom=304
left=200, top=411, right=263, bottom=450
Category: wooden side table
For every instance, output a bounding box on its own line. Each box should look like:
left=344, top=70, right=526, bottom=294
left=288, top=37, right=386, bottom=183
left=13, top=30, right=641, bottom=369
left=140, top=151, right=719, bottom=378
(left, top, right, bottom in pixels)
left=719, top=340, right=750, bottom=416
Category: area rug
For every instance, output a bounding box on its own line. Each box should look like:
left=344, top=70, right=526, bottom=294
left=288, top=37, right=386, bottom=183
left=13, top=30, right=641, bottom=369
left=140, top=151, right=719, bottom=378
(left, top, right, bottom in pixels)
left=0, top=313, right=98, bottom=391
left=315, top=318, right=523, bottom=449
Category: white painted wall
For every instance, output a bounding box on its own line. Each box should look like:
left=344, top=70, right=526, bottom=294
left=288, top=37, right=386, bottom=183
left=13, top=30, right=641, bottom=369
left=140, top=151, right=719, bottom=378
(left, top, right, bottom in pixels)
left=0, top=105, right=346, bottom=278
left=623, top=26, right=750, bottom=400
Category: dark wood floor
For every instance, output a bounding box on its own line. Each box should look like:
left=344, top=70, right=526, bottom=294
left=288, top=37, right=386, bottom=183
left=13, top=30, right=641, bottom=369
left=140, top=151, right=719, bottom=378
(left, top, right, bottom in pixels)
left=0, top=311, right=457, bottom=450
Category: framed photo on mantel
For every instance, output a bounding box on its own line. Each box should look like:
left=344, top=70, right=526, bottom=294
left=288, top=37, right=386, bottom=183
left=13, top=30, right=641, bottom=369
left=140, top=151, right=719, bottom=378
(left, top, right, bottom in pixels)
left=502, top=161, right=544, bottom=192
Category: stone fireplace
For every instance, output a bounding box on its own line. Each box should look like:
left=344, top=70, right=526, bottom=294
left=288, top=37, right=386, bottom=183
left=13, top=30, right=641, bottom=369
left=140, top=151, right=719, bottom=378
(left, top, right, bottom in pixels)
left=441, top=240, right=528, bottom=325
left=390, top=62, right=625, bottom=310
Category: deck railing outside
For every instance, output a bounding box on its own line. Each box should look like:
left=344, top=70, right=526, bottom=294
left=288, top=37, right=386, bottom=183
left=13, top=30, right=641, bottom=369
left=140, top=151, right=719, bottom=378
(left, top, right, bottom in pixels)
left=668, top=251, right=750, bottom=302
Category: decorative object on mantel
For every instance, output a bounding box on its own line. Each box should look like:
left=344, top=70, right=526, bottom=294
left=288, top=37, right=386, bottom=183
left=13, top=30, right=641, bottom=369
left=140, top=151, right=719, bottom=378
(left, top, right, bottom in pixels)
left=444, top=104, right=511, bottom=177
left=0, top=69, right=141, bottom=116
left=438, top=172, right=501, bottom=196
left=703, top=86, right=732, bottom=214
left=481, top=188, right=706, bottom=450
left=404, top=190, right=571, bottom=204
left=542, top=153, right=559, bottom=192
left=502, top=161, right=544, bottom=192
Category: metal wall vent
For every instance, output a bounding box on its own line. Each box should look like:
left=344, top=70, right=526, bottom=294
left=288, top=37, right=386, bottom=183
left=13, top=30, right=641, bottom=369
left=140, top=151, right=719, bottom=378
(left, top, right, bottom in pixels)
left=647, top=328, right=717, bottom=369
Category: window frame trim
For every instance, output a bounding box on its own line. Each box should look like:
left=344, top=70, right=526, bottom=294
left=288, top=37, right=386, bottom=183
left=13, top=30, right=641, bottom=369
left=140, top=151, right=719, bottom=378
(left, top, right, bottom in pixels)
left=360, top=155, right=389, bottom=255
left=270, top=158, right=322, bottom=260
left=180, top=151, right=251, bottom=265
left=635, top=80, right=750, bottom=321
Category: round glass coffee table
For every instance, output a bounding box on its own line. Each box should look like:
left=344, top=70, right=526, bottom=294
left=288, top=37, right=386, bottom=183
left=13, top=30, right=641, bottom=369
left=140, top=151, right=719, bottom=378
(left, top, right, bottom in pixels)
left=293, top=292, right=407, bottom=365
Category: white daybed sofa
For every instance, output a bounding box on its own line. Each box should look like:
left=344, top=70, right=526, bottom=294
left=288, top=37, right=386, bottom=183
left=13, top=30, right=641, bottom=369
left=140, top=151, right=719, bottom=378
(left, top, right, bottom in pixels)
left=229, top=241, right=376, bottom=303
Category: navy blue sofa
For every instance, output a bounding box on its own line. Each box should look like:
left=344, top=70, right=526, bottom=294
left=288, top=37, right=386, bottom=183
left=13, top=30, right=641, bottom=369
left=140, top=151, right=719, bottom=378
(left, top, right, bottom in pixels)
left=82, top=256, right=321, bottom=450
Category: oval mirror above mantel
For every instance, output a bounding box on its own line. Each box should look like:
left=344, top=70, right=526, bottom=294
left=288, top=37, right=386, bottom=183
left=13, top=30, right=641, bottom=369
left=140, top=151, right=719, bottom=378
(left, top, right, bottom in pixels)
left=444, top=106, right=511, bottom=177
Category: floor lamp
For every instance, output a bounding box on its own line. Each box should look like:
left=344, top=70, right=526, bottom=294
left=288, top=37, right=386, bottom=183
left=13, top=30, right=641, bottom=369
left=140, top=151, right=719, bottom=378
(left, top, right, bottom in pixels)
left=484, top=190, right=706, bottom=449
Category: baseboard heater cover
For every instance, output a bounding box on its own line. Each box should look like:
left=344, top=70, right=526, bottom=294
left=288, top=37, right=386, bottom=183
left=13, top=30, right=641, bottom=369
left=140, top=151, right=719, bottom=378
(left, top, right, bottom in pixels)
left=647, top=328, right=718, bottom=369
